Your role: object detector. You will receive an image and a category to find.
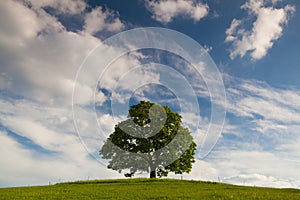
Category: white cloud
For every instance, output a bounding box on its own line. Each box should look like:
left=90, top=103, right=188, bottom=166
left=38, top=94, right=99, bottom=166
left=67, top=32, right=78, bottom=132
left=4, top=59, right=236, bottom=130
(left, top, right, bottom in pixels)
left=277, top=135, right=300, bottom=162
left=0, top=130, right=122, bottom=187
left=97, top=55, right=147, bottom=92
left=1, top=117, right=79, bottom=156
left=235, top=96, right=300, bottom=123
left=0, top=0, right=130, bottom=107
left=0, top=0, right=136, bottom=187
left=203, top=44, right=213, bottom=52
left=226, top=0, right=295, bottom=60
left=22, top=0, right=87, bottom=14
left=0, top=0, right=101, bottom=105
left=1, top=0, right=180, bottom=187
left=171, top=159, right=220, bottom=181
left=1, top=0, right=300, bottom=189
left=223, top=174, right=300, bottom=188
left=225, top=19, right=241, bottom=42
left=145, top=0, right=209, bottom=24
left=83, top=6, right=124, bottom=35
left=204, top=150, right=300, bottom=188
left=0, top=92, right=126, bottom=187
left=169, top=153, right=300, bottom=188
left=0, top=0, right=64, bottom=42
left=226, top=77, right=300, bottom=124
left=0, top=98, right=82, bottom=156
left=240, top=82, right=300, bottom=109
left=221, top=76, right=300, bottom=178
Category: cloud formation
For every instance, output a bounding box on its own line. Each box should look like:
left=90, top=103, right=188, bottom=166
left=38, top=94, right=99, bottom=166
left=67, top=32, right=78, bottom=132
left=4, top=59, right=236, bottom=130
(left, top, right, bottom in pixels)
left=226, top=0, right=295, bottom=60
left=0, top=0, right=129, bottom=186
left=225, top=76, right=300, bottom=127
left=223, top=173, right=300, bottom=188
left=0, top=0, right=299, bottom=189
left=0, top=0, right=100, bottom=105
left=83, top=6, right=124, bottom=35
left=145, top=0, right=209, bottom=24
left=22, top=0, right=87, bottom=14
left=198, top=75, right=300, bottom=188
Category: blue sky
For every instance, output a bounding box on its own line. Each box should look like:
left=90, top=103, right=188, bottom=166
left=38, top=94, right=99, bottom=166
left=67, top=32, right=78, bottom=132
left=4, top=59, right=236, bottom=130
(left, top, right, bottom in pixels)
left=1, top=0, right=300, bottom=188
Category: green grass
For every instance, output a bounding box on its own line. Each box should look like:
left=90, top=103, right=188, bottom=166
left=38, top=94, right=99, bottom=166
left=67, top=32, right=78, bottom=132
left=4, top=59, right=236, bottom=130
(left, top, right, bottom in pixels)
left=0, top=178, right=299, bottom=199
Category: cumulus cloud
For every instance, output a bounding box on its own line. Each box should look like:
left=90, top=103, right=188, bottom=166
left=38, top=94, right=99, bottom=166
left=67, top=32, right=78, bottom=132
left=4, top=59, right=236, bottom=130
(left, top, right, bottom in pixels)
left=1, top=0, right=300, bottom=189
left=1, top=0, right=182, bottom=187
left=0, top=0, right=129, bottom=107
left=83, top=6, right=124, bottom=35
left=225, top=19, right=241, bottom=42
left=0, top=0, right=101, bottom=105
left=0, top=0, right=64, bottom=42
left=145, top=0, right=209, bottom=24
left=22, top=0, right=87, bottom=14
left=0, top=0, right=136, bottom=187
left=225, top=0, right=295, bottom=60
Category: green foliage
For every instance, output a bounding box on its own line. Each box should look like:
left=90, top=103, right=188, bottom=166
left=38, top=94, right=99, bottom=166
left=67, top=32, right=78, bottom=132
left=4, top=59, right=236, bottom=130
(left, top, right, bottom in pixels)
left=99, top=101, right=197, bottom=178
left=1, top=179, right=299, bottom=200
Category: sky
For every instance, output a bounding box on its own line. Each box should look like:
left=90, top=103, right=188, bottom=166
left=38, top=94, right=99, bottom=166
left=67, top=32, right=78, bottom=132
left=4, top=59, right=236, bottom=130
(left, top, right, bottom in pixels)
left=1, top=0, right=300, bottom=188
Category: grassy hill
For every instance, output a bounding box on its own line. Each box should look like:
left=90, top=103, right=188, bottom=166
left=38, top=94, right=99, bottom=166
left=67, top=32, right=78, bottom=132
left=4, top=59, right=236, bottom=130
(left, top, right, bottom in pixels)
left=0, top=178, right=299, bottom=199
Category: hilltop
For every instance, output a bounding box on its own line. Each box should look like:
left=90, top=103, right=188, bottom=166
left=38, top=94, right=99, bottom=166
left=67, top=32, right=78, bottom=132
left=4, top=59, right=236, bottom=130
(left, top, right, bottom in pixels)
left=0, top=178, right=299, bottom=199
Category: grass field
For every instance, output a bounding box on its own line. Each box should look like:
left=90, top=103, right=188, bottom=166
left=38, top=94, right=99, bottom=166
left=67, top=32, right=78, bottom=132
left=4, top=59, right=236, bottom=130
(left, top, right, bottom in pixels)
left=0, top=178, right=299, bottom=199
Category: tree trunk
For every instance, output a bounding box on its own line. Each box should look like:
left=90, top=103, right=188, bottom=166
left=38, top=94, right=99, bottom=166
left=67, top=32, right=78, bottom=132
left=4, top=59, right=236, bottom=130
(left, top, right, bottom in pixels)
left=148, top=153, right=156, bottom=178
left=150, top=170, right=156, bottom=178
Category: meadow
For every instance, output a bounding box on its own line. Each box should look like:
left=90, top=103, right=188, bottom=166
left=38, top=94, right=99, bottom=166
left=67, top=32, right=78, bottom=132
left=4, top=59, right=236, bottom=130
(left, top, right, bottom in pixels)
left=0, top=178, right=299, bottom=199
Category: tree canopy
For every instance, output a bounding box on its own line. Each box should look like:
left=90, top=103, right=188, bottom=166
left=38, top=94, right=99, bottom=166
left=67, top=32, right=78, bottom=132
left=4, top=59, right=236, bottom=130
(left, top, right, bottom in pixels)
left=99, top=101, right=196, bottom=178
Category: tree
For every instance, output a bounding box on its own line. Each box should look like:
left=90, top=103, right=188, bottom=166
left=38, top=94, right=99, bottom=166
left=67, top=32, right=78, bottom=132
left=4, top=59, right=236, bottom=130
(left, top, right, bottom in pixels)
left=99, top=101, right=197, bottom=178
